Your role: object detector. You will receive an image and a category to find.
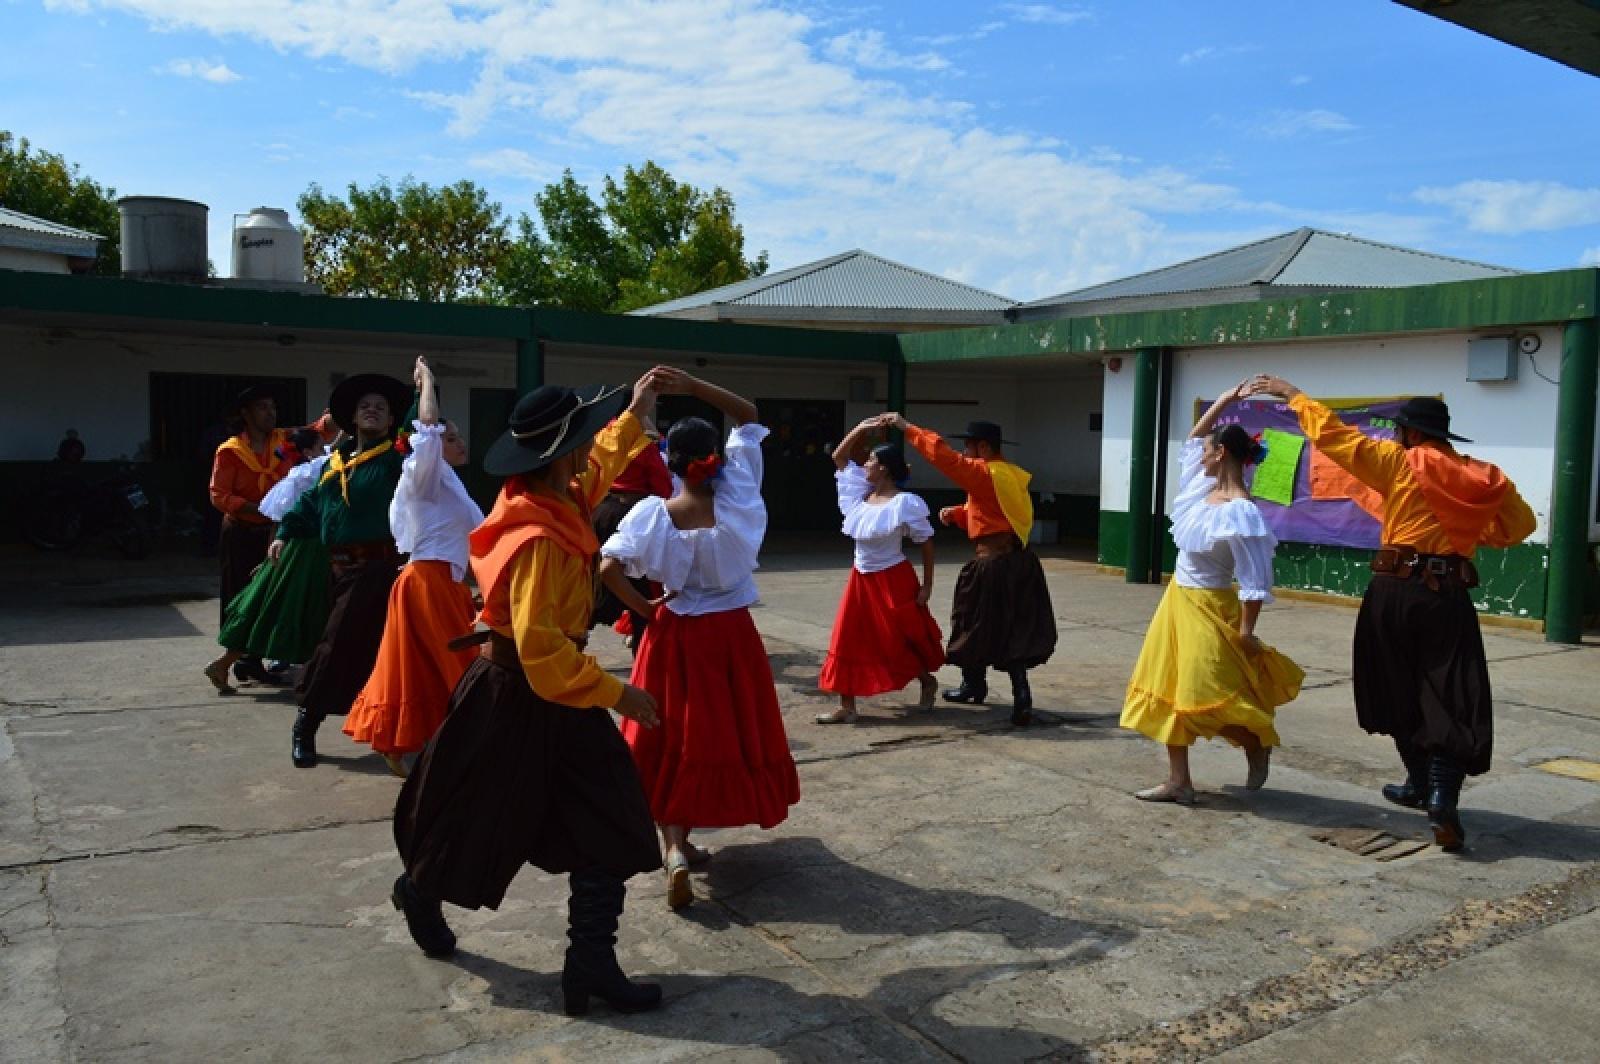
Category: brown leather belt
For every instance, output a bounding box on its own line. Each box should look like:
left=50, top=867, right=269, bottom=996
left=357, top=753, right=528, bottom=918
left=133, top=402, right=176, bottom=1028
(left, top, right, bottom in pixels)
left=448, top=628, right=587, bottom=667
left=329, top=539, right=399, bottom=568
left=1371, top=545, right=1479, bottom=590
left=972, top=532, right=1020, bottom=559
left=607, top=490, right=649, bottom=508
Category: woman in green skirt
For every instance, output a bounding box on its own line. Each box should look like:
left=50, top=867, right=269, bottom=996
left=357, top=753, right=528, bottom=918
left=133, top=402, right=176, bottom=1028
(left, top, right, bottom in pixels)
left=207, top=429, right=335, bottom=692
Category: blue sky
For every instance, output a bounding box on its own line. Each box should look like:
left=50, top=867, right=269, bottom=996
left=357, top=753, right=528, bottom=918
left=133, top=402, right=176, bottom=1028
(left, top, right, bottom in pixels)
left=5, top=0, right=1600, bottom=301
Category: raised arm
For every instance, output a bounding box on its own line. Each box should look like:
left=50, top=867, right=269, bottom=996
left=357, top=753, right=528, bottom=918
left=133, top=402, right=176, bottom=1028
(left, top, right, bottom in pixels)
left=652, top=366, right=758, bottom=426
left=1193, top=379, right=1251, bottom=439
left=832, top=414, right=891, bottom=470
left=886, top=413, right=991, bottom=494
left=1251, top=375, right=1403, bottom=492
left=415, top=356, right=439, bottom=426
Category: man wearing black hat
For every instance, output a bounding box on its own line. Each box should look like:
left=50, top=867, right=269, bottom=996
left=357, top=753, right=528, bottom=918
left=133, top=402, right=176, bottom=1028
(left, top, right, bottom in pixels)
left=888, top=415, right=1057, bottom=725
left=1251, top=377, right=1535, bottom=851
left=207, top=385, right=333, bottom=690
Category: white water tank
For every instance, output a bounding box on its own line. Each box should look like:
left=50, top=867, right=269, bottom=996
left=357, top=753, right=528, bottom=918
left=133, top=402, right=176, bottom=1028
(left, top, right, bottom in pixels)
left=118, top=196, right=208, bottom=279
left=232, top=207, right=305, bottom=283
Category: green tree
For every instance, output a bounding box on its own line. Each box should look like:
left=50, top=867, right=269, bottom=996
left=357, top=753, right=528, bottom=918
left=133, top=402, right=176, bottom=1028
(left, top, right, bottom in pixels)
left=298, top=177, right=510, bottom=302
left=493, top=161, right=767, bottom=312
left=0, top=132, right=120, bottom=274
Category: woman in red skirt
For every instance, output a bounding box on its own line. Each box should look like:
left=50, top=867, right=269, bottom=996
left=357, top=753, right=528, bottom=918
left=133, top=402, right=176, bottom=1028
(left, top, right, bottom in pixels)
left=598, top=369, right=799, bottom=912
left=344, top=357, right=483, bottom=776
left=816, top=413, right=943, bottom=724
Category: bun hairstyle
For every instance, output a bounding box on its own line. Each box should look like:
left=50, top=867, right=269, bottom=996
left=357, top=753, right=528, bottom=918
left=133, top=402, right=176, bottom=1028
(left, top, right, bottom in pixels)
left=871, top=442, right=912, bottom=488
left=666, top=416, right=721, bottom=477
left=283, top=427, right=324, bottom=462
left=1213, top=424, right=1268, bottom=466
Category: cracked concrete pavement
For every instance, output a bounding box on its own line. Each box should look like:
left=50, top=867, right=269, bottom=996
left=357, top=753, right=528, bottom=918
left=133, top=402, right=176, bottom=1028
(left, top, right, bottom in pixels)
left=1, top=543, right=1598, bottom=1062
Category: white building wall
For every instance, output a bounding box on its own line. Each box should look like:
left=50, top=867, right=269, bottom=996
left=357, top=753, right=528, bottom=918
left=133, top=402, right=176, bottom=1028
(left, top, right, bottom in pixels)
left=1013, top=368, right=1102, bottom=497
left=0, top=248, right=72, bottom=273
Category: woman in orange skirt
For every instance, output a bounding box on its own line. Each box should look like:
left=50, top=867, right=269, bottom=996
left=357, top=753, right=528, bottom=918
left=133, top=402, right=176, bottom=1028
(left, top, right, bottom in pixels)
left=816, top=413, right=942, bottom=723
left=345, top=357, right=484, bottom=776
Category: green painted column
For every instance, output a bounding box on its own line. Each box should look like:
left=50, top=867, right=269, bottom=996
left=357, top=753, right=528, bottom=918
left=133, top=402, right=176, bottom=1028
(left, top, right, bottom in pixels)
left=1126, top=347, right=1160, bottom=583
left=887, top=358, right=907, bottom=414
left=1546, top=318, right=1598, bottom=643
left=515, top=337, right=543, bottom=395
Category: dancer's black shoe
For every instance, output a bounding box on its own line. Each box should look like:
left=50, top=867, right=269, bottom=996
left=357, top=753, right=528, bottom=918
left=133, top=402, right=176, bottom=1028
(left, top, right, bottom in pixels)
left=391, top=875, right=456, bottom=958
left=1426, top=755, right=1467, bottom=852
left=943, top=667, right=988, bottom=705
left=562, top=871, right=662, bottom=1016
left=1008, top=669, right=1033, bottom=727
left=1381, top=743, right=1430, bottom=809
left=233, top=656, right=288, bottom=687
left=291, top=708, right=321, bottom=768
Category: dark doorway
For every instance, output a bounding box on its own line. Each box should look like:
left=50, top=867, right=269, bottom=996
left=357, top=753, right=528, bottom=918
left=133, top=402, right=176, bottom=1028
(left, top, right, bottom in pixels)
left=466, top=387, right=517, bottom=509
left=757, top=398, right=845, bottom=532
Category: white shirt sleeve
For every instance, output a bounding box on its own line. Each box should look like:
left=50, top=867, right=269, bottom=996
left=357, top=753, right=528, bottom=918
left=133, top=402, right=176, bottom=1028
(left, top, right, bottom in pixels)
left=835, top=462, right=870, bottom=520
left=898, top=492, right=935, bottom=544
left=1230, top=528, right=1277, bottom=604
left=1170, top=438, right=1215, bottom=527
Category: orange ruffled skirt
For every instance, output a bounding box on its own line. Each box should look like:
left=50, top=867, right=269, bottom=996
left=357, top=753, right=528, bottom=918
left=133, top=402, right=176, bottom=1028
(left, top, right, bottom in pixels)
left=1121, top=583, right=1304, bottom=748
left=344, top=560, right=477, bottom=756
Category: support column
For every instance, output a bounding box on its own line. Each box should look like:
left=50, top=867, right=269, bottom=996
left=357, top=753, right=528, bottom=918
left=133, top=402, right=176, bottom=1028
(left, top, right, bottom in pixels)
left=515, top=337, right=543, bottom=395
left=887, top=358, right=907, bottom=415
left=1546, top=318, right=1598, bottom=643
left=1126, top=346, right=1160, bottom=583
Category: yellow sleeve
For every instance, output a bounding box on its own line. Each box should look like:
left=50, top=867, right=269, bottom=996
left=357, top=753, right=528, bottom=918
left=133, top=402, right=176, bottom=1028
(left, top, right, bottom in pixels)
left=1290, top=394, right=1406, bottom=495
left=579, top=411, right=649, bottom=510
left=1482, top=484, right=1538, bottom=548
left=507, top=542, right=625, bottom=709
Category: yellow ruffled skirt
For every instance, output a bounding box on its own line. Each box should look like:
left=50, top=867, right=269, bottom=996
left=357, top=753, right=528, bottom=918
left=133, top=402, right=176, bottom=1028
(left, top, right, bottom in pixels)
left=1121, top=584, right=1304, bottom=748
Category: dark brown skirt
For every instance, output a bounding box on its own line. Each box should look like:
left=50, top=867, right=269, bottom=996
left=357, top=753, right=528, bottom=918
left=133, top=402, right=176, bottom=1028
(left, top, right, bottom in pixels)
left=295, top=557, right=400, bottom=718
left=394, top=656, right=662, bottom=911
left=218, top=517, right=273, bottom=624
left=945, top=542, right=1057, bottom=671
left=1353, top=571, right=1493, bottom=775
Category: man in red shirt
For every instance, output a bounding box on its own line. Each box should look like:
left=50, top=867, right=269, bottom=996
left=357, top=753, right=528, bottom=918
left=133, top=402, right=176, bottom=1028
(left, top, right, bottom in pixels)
left=209, top=386, right=331, bottom=685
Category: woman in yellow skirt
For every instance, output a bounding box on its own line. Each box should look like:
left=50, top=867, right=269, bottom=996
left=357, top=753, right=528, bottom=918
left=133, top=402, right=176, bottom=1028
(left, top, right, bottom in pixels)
left=1121, top=380, right=1304, bottom=803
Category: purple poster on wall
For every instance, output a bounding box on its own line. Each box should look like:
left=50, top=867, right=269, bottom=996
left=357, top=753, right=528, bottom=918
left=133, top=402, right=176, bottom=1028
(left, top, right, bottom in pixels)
left=1200, top=397, right=1409, bottom=549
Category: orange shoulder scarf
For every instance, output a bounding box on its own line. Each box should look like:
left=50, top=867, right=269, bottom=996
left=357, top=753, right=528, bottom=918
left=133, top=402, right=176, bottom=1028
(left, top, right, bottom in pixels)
left=1405, top=446, right=1511, bottom=557
left=471, top=478, right=597, bottom=628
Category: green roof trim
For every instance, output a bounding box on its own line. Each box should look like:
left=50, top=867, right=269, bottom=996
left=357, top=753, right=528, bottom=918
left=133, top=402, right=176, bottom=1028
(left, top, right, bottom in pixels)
left=898, top=269, right=1600, bottom=363
left=534, top=305, right=898, bottom=363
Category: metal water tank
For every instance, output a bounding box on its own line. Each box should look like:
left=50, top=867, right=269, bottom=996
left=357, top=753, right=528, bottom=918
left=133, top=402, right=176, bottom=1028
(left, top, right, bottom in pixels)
left=231, top=207, right=305, bottom=283
left=118, top=196, right=208, bottom=279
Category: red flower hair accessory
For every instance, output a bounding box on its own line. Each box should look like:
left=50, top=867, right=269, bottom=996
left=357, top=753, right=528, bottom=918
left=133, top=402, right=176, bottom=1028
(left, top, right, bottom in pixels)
left=683, top=454, right=724, bottom=486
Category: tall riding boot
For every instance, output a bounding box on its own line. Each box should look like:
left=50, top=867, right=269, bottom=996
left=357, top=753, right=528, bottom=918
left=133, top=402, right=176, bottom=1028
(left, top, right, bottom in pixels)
left=561, top=870, right=663, bottom=1017
left=943, top=666, right=988, bottom=705
left=1007, top=669, right=1033, bottom=727
left=291, top=708, right=322, bottom=769
left=390, top=874, right=456, bottom=957
left=1381, top=740, right=1430, bottom=809
left=1426, top=755, right=1467, bottom=852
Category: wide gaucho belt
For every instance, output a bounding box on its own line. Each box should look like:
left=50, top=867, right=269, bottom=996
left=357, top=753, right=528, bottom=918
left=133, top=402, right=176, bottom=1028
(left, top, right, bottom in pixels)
left=447, top=628, right=587, bottom=665
left=972, top=532, right=1020, bottom=559
left=1371, top=545, right=1479, bottom=590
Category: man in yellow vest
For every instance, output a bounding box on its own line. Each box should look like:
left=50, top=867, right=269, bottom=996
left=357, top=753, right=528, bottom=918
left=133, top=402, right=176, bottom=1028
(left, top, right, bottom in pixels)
left=889, top=417, right=1057, bottom=725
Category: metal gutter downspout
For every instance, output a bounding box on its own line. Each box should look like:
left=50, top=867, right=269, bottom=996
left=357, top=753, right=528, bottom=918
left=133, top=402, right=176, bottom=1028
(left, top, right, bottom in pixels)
left=1126, top=347, right=1160, bottom=583
left=1546, top=316, right=1598, bottom=644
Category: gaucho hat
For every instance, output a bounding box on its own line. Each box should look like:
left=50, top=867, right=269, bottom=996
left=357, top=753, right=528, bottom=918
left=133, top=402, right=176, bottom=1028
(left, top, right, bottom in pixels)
left=484, top=383, right=630, bottom=476
left=233, top=383, right=277, bottom=412
left=949, top=420, right=1017, bottom=447
left=1392, top=396, right=1471, bottom=444
left=328, top=373, right=412, bottom=435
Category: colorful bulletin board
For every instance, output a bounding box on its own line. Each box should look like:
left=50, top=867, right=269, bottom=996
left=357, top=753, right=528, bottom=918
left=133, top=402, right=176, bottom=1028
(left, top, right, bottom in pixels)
left=1195, top=396, right=1409, bottom=549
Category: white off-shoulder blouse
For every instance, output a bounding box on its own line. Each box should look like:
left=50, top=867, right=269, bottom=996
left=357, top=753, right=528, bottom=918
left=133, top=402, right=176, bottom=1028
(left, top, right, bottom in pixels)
left=834, top=462, right=934, bottom=574
left=389, top=421, right=484, bottom=583
left=602, top=422, right=769, bottom=617
left=260, top=454, right=330, bottom=522
left=1168, top=438, right=1278, bottom=603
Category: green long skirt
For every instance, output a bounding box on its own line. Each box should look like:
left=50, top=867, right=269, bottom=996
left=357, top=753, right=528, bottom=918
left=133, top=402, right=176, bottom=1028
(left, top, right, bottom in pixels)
left=218, top=536, right=331, bottom=664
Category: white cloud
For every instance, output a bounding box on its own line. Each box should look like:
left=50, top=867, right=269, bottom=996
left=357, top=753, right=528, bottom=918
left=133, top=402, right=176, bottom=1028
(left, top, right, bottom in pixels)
left=155, top=57, right=241, bottom=83
left=1180, top=44, right=1258, bottom=66
left=467, top=147, right=551, bottom=182
left=1581, top=247, right=1600, bottom=267
left=1252, top=108, right=1355, bottom=138
left=1001, top=3, right=1091, bottom=26
left=1178, top=46, right=1216, bottom=66
left=1414, top=180, right=1600, bottom=235
left=825, top=29, right=948, bottom=72
left=1289, top=74, right=1311, bottom=86
left=60, top=0, right=1249, bottom=298
left=919, top=21, right=1005, bottom=47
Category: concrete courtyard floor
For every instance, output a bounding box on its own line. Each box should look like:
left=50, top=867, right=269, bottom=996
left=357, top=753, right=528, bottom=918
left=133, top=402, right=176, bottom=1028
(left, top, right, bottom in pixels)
left=2, top=543, right=1598, bottom=1062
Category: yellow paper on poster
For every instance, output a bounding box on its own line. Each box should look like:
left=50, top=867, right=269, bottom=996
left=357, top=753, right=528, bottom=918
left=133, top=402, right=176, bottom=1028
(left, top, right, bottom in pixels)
left=1250, top=428, right=1305, bottom=506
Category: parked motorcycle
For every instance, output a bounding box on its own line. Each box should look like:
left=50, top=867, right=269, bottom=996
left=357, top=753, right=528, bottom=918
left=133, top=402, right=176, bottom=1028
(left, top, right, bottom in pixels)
left=21, top=466, right=152, bottom=559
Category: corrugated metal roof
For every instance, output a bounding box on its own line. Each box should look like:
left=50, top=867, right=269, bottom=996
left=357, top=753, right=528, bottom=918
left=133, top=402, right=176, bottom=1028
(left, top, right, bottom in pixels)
left=1023, top=228, right=1519, bottom=308
left=0, top=206, right=104, bottom=244
left=632, top=249, right=1016, bottom=316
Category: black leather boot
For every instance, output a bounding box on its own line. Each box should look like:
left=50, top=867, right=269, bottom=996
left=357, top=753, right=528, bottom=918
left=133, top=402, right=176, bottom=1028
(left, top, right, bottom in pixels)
left=1381, top=741, right=1430, bottom=809
left=291, top=708, right=321, bottom=768
left=1008, top=669, right=1033, bottom=727
left=561, top=871, right=662, bottom=1016
left=1426, top=755, right=1467, bottom=852
left=943, top=666, right=988, bottom=705
left=391, top=874, right=456, bottom=957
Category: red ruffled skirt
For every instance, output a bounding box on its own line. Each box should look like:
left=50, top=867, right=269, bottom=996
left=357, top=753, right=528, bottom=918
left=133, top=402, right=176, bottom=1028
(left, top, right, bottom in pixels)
left=819, top=562, right=945, bottom=696
left=344, top=561, right=477, bottom=755
left=620, top=606, right=800, bottom=830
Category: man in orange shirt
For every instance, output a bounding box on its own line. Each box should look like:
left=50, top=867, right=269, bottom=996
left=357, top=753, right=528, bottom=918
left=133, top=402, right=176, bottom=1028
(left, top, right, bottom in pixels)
left=209, top=386, right=331, bottom=685
left=889, top=416, right=1057, bottom=726
left=1252, top=378, right=1535, bottom=851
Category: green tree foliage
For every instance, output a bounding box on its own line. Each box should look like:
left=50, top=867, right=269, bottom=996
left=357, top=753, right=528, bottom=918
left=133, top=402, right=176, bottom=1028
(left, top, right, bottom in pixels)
left=495, top=161, right=767, bottom=312
left=298, top=177, right=510, bottom=302
left=0, top=132, right=120, bottom=274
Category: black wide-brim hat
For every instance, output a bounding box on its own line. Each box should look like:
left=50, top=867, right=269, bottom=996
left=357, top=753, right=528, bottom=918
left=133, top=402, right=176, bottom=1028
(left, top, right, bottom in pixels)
left=233, top=384, right=277, bottom=412
left=949, top=420, right=1017, bottom=447
left=484, top=383, right=631, bottom=477
left=328, top=374, right=412, bottom=435
left=1392, top=396, right=1471, bottom=444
